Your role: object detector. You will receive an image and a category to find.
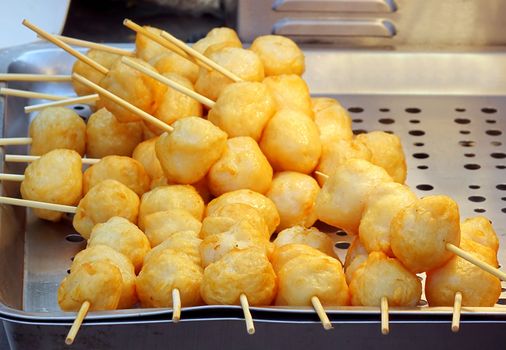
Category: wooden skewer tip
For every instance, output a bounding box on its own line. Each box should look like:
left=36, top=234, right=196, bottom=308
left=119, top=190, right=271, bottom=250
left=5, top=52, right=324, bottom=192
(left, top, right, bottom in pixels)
left=239, top=294, right=255, bottom=335
left=380, top=296, right=389, bottom=335
left=65, top=300, right=90, bottom=345
left=310, top=296, right=333, bottom=330
left=452, top=291, right=463, bottom=333
left=172, top=288, right=181, bottom=323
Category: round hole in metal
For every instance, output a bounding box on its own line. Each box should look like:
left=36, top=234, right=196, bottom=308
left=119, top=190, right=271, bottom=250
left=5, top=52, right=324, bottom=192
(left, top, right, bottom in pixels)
left=379, top=108, right=390, bottom=112
left=497, top=165, right=506, bottom=169
left=468, top=185, right=480, bottom=189
left=66, top=269, right=70, bottom=274
left=481, top=107, right=497, bottom=114
left=464, top=163, right=481, bottom=170
left=65, top=234, right=84, bottom=243
left=502, top=197, right=506, bottom=201
left=335, top=242, right=351, bottom=249
left=73, top=105, right=85, bottom=111
left=405, top=108, right=421, bottom=114
left=378, top=118, right=395, bottom=124
left=459, top=140, right=475, bottom=147
left=353, top=129, right=367, bottom=135
left=384, top=130, right=394, bottom=134
left=409, top=130, right=425, bottom=136
left=348, top=107, right=364, bottom=113
left=460, top=130, right=470, bottom=135
left=491, top=141, right=502, bottom=146
left=486, top=130, right=502, bottom=136
left=413, top=153, right=429, bottom=159
left=474, top=208, right=486, bottom=213
left=413, top=142, right=424, bottom=147
left=455, top=108, right=466, bottom=112
left=417, top=165, right=428, bottom=170
left=353, top=118, right=363, bottom=123
left=502, top=208, right=506, bottom=214
left=491, top=153, right=506, bottom=159
left=454, top=118, right=471, bottom=124
left=468, top=196, right=486, bottom=203
left=416, top=184, right=434, bottom=191
left=409, top=119, right=420, bottom=124
left=497, top=184, right=506, bottom=191
left=486, top=119, right=497, bottom=124
left=464, top=153, right=475, bottom=158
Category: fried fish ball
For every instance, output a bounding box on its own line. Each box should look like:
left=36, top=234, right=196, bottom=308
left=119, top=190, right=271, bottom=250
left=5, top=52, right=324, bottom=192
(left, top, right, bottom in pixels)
left=152, top=176, right=213, bottom=203
left=266, top=171, right=320, bottom=231
left=71, top=49, right=120, bottom=96
left=359, top=182, right=417, bottom=257
left=349, top=252, right=421, bottom=307
left=275, top=253, right=349, bottom=306
left=20, top=149, right=82, bottom=222
left=250, top=35, right=304, bottom=76
left=138, top=185, right=205, bottom=229
left=263, top=74, right=313, bottom=117
left=425, top=239, right=501, bottom=307
left=390, top=195, right=460, bottom=273
left=71, top=245, right=137, bottom=309
left=83, top=155, right=150, bottom=196
left=29, top=107, right=86, bottom=156
left=274, top=226, right=337, bottom=258
left=206, top=189, right=280, bottom=235
left=58, top=261, right=122, bottom=311
left=192, top=27, right=242, bottom=54
left=311, top=97, right=339, bottom=113
left=155, top=117, right=228, bottom=184
left=271, top=243, right=325, bottom=273
left=207, top=82, right=276, bottom=141
left=143, top=209, right=202, bottom=247
left=313, top=100, right=353, bottom=144
left=204, top=203, right=269, bottom=239
left=132, top=137, right=165, bottom=182
left=200, top=248, right=277, bottom=305
left=96, top=58, right=167, bottom=123
left=149, top=51, right=199, bottom=83
left=260, top=109, right=321, bottom=174
left=73, top=179, right=140, bottom=239
left=153, top=72, right=203, bottom=127
left=86, top=108, right=143, bottom=158
left=208, top=136, right=273, bottom=196
left=344, top=238, right=368, bottom=284
left=315, top=159, right=392, bottom=235
left=356, top=131, right=407, bottom=184
left=144, top=231, right=202, bottom=266
left=135, top=26, right=187, bottom=62
left=136, top=249, right=203, bottom=308
left=315, top=139, right=372, bottom=186
left=200, top=220, right=274, bottom=267
left=88, top=216, right=150, bottom=273
left=195, top=47, right=264, bottom=101
left=461, top=216, right=499, bottom=252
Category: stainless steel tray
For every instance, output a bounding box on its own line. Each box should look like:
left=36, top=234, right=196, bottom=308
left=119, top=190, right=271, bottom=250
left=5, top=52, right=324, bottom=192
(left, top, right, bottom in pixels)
left=1, top=43, right=506, bottom=349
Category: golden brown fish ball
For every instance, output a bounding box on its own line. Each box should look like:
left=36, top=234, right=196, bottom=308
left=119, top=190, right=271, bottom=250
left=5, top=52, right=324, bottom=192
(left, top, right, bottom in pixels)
left=73, top=179, right=140, bottom=239
left=461, top=216, right=499, bottom=252
left=97, top=58, right=167, bottom=123
left=263, top=74, right=313, bottom=117
left=132, top=137, right=165, bottom=182
left=311, top=97, right=340, bottom=113
left=260, top=109, right=321, bottom=174
left=315, top=139, right=371, bottom=186
left=71, top=245, right=137, bottom=309
left=195, top=47, right=264, bottom=101
left=359, top=182, right=417, bottom=257
left=206, top=189, right=280, bottom=235
left=136, top=249, right=203, bottom=308
left=153, top=73, right=203, bottom=127
left=349, top=252, right=421, bottom=307
left=315, top=159, right=392, bottom=235
left=344, top=238, right=368, bottom=284
left=275, top=253, right=349, bottom=306
left=208, top=137, right=273, bottom=196
left=138, top=184, right=204, bottom=229
left=201, top=217, right=235, bottom=239
left=274, top=226, right=336, bottom=258
left=72, top=49, right=120, bottom=96
left=144, top=231, right=202, bottom=266
left=390, top=195, right=460, bottom=273
left=313, top=101, right=353, bottom=144
left=155, top=117, right=228, bottom=184
left=356, top=131, right=407, bottom=184
left=207, top=82, right=276, bottom=141
left=135, top=26, right=187, bottom=62
left=266, top=171, right=320, bottom=231
left=86, top=108, right=143, bottom=158
left=29, top=107, right=86, bottom=156
left=143, top=209, right=202, bottom=247
left=205, top=203, right=269, bottom=240
left=88, top=216, right=150, bottom=273
left=426, top=239, right=501, bottom=307
left=20, top=149, right=82, bottom=222
left=83, top=155, right=150, bottom=196
left=149, top=51, right=199, bottom=83
left=192, top=27, right=242, bottom=55
left=250, top=35, right=304, bottom=76
left=200, top=248, right=277, bottom=305
left=58, top=261, right=122, bottom=311
left=271, top=243, right=325, bottom=273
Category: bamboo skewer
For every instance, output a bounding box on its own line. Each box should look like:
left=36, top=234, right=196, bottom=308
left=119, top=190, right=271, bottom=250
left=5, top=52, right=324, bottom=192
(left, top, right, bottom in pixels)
left=0, top=173, right=24, bottom=181
left=159, top=31, right=243, bottom=83
left=1, top=88, right=68, bottom=101
left=51, top=35, right=135, bottom=57
left=446, top=243, right=506, bottom=281
left=22, top=19, right=109, bottom=75
left=121, top=57, right=216, bottom=109
left=0, top=74, right=71, bottom=82
left=0, top=196, right=76, bottom=213
left=65, top=301, right=90, bottom=345
left=380, top=296, right=389, bottom=335
left=24, top=94, right=99, bottom=113
left=72, top=73, right=173, bottom=133
left=0, top=138, right=32, bottom=146
left=310, top=296, right=333, bottom=330
left=172, top=288, right=181, bottom=323
left=5, top=154, right=100, bottom=165
left=239, top=294, right=255, bottom=335
left=452, top=291, right=462, bottom=333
